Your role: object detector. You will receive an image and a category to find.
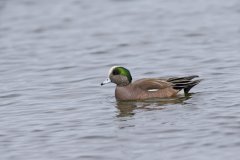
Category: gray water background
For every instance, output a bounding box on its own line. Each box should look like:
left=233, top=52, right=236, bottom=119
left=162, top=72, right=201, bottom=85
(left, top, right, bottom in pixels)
left=0, top=0, right=240, bottom=159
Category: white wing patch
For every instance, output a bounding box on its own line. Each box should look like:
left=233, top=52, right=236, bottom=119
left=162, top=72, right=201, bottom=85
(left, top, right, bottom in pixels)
left=177, top=89, right=185, bottom=95
left=148, top=89, right=159, bottom=92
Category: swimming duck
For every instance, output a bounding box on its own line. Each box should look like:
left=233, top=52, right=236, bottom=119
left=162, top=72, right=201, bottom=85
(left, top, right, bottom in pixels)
left=101, top=66, right=201, bottom=101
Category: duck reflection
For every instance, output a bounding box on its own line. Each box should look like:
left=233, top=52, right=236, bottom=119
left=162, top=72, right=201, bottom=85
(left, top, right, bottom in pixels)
left=115, top=94, right=192, bottom=117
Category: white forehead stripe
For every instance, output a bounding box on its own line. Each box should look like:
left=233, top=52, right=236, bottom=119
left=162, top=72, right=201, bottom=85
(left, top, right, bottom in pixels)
left=108, top=66, right=120, bottom=77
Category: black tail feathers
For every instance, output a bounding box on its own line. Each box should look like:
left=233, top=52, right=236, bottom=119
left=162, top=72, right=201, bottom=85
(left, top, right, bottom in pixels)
left=167, top=75, right=201, bottom=94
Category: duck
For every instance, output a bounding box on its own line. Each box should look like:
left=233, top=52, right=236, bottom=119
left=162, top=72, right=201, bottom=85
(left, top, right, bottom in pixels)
left=101, top=66, right=201, bottom=101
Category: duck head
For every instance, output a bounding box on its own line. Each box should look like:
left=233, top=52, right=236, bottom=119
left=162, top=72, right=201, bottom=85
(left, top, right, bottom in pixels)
left=101, top=66, right=132, bottom=86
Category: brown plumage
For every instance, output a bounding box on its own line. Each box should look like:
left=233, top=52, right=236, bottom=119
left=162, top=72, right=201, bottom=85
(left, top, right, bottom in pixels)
left=101, top=66, right=201, bottom=101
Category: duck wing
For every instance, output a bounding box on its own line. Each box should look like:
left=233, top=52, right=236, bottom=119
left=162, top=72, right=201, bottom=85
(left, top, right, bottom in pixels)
left=133, top=75, right=201, bottom=94
left=133, top=78, right=172, bottom=91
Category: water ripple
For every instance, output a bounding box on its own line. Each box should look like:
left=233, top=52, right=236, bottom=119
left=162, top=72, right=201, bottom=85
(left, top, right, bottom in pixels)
left=1, top=0, right=240, bottom=160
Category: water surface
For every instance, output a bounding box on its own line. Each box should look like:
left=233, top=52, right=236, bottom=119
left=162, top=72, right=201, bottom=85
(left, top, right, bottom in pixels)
left=1, top=0, right=240, bottom=159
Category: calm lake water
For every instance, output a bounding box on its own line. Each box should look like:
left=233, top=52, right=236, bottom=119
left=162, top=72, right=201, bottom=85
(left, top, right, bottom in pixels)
left=1, top=0, right=240, bottom=159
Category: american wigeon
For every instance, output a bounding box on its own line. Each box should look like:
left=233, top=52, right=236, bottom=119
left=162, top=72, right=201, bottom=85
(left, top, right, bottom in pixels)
left=101, top=66, right=201, bottom=101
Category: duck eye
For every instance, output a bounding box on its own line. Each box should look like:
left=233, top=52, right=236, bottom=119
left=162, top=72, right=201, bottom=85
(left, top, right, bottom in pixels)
left=112, top=69, right=119, bottom=75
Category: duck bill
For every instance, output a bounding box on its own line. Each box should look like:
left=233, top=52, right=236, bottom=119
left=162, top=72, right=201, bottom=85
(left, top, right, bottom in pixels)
left=101, top=78, right=111, bottom=86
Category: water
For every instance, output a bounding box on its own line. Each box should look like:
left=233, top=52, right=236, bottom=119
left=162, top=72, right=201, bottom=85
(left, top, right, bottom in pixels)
left=0, top=0, right=240, bottom=159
